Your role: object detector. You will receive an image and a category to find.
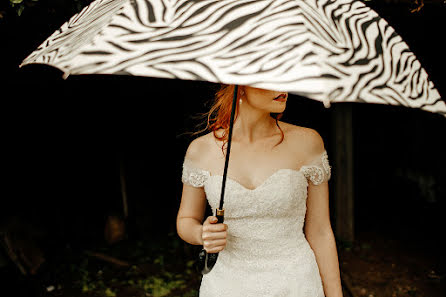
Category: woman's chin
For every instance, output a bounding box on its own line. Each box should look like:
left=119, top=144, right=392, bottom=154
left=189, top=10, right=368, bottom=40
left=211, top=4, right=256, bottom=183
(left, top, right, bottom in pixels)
left=271, top=103, right=286, bottom=113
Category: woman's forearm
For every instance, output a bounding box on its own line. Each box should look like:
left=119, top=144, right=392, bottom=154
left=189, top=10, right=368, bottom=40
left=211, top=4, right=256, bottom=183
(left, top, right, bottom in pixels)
left=177, top=217, right=204, bottom=246
left=307, top=229, right=343, bottom=297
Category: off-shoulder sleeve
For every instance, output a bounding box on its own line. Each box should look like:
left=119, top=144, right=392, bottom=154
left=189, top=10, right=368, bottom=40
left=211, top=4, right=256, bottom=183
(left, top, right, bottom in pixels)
left=300, top=150, right=332, bottom=186
left=182, top=159, right=210, bottom=188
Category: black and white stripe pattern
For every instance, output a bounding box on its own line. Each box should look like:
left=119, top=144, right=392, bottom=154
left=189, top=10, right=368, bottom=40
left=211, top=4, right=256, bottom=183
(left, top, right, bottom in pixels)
left=21, top=0, right=445, bottom=116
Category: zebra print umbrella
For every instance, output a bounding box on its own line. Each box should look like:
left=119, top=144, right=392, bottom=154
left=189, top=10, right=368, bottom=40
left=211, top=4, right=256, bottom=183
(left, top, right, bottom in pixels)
left=20, top=0, right=445, bottom=116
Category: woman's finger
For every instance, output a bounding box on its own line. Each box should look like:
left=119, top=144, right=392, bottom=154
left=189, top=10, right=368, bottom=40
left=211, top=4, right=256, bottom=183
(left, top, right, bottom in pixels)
left=207, top=231, right=227, bottom=240
left=204, top=241, right=227, bottom=253
left=210, top=238, right=227, bottom=248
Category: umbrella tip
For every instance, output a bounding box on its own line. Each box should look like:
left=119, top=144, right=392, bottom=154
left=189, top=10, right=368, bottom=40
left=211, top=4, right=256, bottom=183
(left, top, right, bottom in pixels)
left=323, top=98, right=331, bottom=108
left=62, top=72, right=70, bottom=80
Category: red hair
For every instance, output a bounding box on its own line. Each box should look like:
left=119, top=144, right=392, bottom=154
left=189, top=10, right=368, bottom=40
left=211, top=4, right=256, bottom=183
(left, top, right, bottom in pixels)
left=196, top=84, right=284, bottom=151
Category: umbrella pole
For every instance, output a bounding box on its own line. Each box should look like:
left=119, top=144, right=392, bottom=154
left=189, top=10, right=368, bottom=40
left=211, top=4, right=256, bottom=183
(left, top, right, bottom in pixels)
left=217, top=84, right=238, bottom=221
left=200, top=85, right=238, bottom=274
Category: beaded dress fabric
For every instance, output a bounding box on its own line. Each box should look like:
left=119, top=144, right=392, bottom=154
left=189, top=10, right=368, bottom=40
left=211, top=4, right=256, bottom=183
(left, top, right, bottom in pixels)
left=182, top=150, right=331, bottom=297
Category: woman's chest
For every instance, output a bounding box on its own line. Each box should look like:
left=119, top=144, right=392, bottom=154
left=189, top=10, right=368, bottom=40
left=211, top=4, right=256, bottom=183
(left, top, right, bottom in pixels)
left=203, top=169, right=309, bottom=218
left=208, top=147, right=304, bottom=191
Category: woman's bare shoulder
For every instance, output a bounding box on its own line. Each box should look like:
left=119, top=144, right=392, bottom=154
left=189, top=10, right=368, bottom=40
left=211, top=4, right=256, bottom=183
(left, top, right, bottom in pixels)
left=279, top=121, right=325, bottom=155
left=280, top=121, right=321, bottom=140
left=185, top=131, right=218, bottom=163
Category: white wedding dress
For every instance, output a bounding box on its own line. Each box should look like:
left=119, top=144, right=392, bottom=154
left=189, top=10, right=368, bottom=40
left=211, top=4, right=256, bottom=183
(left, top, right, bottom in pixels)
left=182, top=150, right=331, bottom=297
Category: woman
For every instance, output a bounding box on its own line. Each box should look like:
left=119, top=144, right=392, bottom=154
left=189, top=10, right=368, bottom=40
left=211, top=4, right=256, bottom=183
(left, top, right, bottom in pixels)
left=176, top=84, right=343, bottom=297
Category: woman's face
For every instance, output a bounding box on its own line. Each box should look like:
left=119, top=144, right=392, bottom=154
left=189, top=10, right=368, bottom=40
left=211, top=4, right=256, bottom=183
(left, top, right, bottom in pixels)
left=242, top=86, right=288, bottom=114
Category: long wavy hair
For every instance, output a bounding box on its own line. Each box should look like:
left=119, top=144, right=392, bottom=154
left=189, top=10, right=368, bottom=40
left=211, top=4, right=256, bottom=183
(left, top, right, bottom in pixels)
left=194, top=84, right=284, bottom=153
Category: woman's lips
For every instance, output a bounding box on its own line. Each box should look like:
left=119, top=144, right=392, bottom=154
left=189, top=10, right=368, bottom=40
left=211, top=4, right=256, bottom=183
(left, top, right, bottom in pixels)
left=274, top=93, right=287, bottom=102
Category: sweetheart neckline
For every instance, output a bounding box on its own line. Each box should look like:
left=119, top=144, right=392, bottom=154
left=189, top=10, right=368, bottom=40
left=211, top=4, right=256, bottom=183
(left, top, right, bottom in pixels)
left=183, top=149, right=329, bottom=190
left=207, top=168, right=308, bottom=191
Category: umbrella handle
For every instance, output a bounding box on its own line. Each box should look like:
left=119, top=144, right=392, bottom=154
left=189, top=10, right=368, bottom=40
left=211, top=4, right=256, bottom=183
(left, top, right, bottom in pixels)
left=198, top=209, right=224, bottom=274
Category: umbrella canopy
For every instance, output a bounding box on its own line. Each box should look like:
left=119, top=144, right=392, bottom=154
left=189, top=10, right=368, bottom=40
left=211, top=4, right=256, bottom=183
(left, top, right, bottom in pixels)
left=20, top=0, right=445, bottom=117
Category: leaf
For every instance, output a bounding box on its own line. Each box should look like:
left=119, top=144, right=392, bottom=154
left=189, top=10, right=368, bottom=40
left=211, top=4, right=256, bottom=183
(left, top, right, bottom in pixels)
left=82, top=284, right=89, bottom=292
left=163, top=271, right=173, bottom=279
left=17, top=4, right=24, bottom=16
left=105, top=288, right=116, bottom=297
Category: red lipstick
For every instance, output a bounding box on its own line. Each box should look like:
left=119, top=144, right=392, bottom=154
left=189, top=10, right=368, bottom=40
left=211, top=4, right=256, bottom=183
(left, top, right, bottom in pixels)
left=274, top=93, right=287, bottom=102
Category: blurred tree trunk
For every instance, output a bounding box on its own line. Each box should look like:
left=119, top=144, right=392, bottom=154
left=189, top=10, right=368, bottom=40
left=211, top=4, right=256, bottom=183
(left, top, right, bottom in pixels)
left=331, top=104, right=355, bottom=243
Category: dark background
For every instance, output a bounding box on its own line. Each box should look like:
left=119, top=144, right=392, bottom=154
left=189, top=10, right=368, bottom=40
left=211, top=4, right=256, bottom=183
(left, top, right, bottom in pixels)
left=0, top=0, right=445, bottom=294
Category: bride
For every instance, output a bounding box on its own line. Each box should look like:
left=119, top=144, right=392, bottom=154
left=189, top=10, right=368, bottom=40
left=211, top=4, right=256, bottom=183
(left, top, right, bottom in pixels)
left=177, top=84, right=343, bottom=297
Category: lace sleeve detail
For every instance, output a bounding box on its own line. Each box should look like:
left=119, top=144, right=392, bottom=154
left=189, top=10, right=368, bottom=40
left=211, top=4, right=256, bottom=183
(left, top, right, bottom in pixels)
left=301, top=150, right=331, bottom=186
left=182, top=159, right=210, bottom=188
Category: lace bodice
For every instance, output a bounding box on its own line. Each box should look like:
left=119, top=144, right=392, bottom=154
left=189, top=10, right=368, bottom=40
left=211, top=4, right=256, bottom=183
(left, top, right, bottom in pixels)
left=181, top=150, right=331, bottom=297
left=182, top=150, right=331, bottom=188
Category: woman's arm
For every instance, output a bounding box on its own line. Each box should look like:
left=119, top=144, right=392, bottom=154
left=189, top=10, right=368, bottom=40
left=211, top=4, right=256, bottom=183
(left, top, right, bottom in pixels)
left=304, top=130, right=343, bottom=297
left=176, top=138, right=208, bottom=245
left=305, top=180, right=343, bottom=297
left=176, top=184, right=207, bottom=245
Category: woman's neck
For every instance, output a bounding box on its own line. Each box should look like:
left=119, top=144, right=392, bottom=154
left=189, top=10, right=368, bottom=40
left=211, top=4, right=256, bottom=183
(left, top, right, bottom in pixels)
left=232, top=109, right=277, bottom=144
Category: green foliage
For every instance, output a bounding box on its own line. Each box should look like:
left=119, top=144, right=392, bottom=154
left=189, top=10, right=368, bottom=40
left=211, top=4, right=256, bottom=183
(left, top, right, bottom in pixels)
left=63, top=235, right=200, bottom=297
left=104, top=287, right=117, bottom=297
left=134, top=276, right=186, bottom=297
left=8, top=0, right=29, bottom=16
